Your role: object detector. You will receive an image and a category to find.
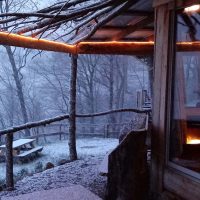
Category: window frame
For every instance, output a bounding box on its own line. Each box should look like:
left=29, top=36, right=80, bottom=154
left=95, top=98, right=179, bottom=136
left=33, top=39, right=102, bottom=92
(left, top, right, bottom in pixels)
left=165, top=5, right=200, bottom=180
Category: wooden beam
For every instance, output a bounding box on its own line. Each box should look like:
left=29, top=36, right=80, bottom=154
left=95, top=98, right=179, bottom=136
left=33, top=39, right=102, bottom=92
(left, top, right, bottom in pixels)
left=0, top=32, right=76, bottom=54
left=153, top=0, right=174, bottom=7
left=177, top=42, right=200, bottom=51
left=151, top=4, right=171, bottom=195
left=77, top=41, right=154, bottom=55
left=100, top=25, right=154, bottom=32
left=1, top=31, right=200, bottom=55
left=87, top=37, right=152, bottom=42
left=0, top=32, right=154, bottom=55
left=111, top=15, right=154, bottom=41
left=121, top=10, right=154, bottom=16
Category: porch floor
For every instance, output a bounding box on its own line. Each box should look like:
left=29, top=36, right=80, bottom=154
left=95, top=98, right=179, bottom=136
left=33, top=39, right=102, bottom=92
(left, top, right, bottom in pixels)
left=0, top=155, right=107, bottom=199
left=1, top=185, right=102, bottom=200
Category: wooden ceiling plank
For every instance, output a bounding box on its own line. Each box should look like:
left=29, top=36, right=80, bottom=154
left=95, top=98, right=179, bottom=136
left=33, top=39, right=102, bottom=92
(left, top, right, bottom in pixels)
left=87, top=37, right=149, bottom=42
left=99, top=25, right=154, bottom=31
left=122, top=10, right=154, bottom=16
left=111, top=15, right=154, bottom=41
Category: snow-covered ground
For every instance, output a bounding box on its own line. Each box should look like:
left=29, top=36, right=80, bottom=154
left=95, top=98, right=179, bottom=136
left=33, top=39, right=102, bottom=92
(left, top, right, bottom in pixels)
left=0, top=155, right=107, bottom=199
left=0, top=138, right=118, bottom=182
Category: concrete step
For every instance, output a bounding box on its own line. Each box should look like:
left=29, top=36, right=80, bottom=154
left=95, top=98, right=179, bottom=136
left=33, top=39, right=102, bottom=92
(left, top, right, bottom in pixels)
left=2, top=185, right=102, bottom=200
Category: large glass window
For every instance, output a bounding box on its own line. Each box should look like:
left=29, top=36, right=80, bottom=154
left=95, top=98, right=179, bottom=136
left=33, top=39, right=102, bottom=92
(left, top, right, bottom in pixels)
left=170, top=7, right=200, bottom=173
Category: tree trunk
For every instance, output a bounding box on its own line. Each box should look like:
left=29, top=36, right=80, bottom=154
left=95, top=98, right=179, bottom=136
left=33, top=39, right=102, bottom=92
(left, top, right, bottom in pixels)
left=109, top=56, right=116, bottom=123
left=5, top=46, right=30, bottom=137
left=89, top=83, right=95, bottom=133
left=68, top=54, right=78, bottom=161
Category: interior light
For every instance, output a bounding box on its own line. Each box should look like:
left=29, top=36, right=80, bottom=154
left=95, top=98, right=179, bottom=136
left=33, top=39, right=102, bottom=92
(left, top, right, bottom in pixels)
left=184, top=5, right=200, bottom=13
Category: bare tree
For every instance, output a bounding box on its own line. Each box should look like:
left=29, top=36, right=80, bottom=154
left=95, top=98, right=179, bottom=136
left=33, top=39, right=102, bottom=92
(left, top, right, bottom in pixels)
left=5, top=46, right=31, bottom=136
left=77, top=55, right=101, bottom=130
left=32, top=52, right=71, bottom=114
left=0, top=0, right=40, bottom=136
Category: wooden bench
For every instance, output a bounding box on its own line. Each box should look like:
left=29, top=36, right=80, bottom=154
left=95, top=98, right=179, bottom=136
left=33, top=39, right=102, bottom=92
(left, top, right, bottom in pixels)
left=16, top=146, right=43, bottom=158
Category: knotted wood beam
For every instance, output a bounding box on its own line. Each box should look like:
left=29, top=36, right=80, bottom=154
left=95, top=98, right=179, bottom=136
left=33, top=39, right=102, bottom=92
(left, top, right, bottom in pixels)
left=0, top=32, right=76, bottom=54
left=0, top=32, right=200, bottom=55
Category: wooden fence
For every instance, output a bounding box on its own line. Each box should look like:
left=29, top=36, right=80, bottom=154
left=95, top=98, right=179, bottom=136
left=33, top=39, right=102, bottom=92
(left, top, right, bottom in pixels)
left=28, top=122, right=131, bottom=141
left=0, top=108, right=151, bottom=190
left=0, top=122, right=135, bottom=144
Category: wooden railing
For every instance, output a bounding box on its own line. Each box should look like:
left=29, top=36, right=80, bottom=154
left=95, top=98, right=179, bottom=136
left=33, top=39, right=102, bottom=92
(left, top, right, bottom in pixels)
left=18, top=122, right=137, bottom=142
left=0, top=108, right=151, bottom=190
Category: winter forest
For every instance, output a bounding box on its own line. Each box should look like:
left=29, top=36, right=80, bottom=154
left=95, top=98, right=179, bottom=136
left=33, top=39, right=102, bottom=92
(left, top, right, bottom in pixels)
left=0, top=50, right=150, bottom=134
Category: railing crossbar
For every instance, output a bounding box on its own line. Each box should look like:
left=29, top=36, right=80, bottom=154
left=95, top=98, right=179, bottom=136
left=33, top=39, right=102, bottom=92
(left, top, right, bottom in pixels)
left=0, top=108, right=151, bottom=136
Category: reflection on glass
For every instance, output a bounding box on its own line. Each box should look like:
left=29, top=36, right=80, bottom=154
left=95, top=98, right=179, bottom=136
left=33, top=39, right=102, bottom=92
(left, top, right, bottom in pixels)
left=170, top=9, right=200, bottom=173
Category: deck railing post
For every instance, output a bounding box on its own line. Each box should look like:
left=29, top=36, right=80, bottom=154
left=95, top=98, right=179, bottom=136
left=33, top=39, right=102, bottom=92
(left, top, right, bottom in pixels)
left=5, top=133, right=14, bottom=190
left=104, top=124, right=106, bottom=138
left=106, top=124, right=109, bottom=138
left=59, top=124, right=62, bottom=140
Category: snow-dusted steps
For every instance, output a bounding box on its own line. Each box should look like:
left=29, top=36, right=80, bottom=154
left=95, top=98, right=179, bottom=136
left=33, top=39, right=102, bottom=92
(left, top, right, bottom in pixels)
left=2, top=185, right=102, bottom=200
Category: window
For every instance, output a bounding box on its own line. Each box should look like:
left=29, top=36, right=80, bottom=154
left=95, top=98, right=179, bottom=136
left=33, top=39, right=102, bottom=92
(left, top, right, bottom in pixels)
left=170, top=8, right=200, bottom=173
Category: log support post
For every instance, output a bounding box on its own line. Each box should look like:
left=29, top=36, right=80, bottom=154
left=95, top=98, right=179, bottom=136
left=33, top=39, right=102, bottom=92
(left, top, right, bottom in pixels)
left=5, top=133, right=14, bottom=190
left=68, top=54, right=78, bottom=161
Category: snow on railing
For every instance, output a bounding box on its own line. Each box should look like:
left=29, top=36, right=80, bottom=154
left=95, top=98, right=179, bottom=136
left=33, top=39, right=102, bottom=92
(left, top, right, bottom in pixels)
left=0, top=108, right=150, bottom=136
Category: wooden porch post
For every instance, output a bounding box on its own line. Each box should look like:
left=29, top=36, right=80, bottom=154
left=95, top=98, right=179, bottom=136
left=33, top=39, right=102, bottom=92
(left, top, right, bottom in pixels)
left=5, top=133, right=14, bottom=190
left=151, top=2, right=172, bottom=198
left=68, top=54, right=78, bottom=161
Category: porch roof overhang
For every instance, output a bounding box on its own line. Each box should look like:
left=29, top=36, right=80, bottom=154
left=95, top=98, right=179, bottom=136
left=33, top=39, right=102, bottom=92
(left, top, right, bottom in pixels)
left=0, top=0, right=199, bottom=55
left=0, top=0, right=156, bottom=55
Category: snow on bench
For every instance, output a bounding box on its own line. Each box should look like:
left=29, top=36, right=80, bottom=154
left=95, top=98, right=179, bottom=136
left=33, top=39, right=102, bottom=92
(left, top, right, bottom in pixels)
left=16, top=146, right=43, bottom=158
left=99, top=151, right=111, bottom=176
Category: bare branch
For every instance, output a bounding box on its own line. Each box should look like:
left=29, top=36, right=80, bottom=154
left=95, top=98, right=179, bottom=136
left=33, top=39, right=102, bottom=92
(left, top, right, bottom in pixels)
left=0, top=0, right=136, bottom=43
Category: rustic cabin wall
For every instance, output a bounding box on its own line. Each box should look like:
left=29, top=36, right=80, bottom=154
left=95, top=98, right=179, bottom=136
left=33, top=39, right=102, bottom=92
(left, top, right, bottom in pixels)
left=151, top=3, right=171, bottom=199
left=152, top=1, right=200, bottom=200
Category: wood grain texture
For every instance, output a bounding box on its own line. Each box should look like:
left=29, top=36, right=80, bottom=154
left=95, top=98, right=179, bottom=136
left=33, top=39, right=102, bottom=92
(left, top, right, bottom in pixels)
left=153, top=0, right=174, bottom=7
left=164, top=168, right=200, bottom=200
left=151, top=4, right=171, bottom=197
left=106, top=130, right=148, bottom=200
